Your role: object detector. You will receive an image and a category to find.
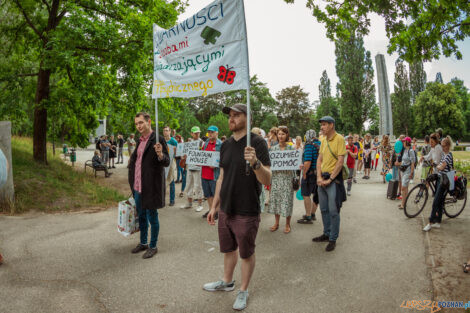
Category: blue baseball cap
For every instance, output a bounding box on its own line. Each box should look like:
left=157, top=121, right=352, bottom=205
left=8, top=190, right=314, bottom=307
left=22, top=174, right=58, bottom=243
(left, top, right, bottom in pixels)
left=207, top=125, right=219, bottom=132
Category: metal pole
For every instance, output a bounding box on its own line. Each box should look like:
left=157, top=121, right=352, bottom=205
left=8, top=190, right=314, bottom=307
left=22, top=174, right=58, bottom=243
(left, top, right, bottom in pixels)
left=155, top=98, right=159, bottom=143
left=241, top=0, right=251, bottom=175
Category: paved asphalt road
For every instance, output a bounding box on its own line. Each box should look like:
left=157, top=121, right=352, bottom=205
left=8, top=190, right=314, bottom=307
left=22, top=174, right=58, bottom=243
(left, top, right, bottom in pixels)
left=0, top=165, right=434, bottom=313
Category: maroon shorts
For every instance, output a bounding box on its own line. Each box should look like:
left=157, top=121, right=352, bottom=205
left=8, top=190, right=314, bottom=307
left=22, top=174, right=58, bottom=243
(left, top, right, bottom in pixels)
left=218, top=211, right=260, bottom=259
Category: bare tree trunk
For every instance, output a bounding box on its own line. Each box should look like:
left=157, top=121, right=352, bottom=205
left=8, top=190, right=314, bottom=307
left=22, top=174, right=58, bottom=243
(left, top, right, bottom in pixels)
left=33, top=67, right=51, bottom=164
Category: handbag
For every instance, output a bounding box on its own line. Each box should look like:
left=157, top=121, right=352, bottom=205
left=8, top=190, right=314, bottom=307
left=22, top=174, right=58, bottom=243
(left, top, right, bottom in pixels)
left=292, top=176, right=300, bottom=191
left=325, top=138, right=349, bottom=180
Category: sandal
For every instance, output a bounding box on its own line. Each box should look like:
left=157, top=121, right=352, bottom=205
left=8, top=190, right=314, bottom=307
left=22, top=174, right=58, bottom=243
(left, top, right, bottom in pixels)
left=284, top=225, right=291, bottom=234
left=270, top=224, right=279, bottom=232
left=463, top=263, right=470, bottom=273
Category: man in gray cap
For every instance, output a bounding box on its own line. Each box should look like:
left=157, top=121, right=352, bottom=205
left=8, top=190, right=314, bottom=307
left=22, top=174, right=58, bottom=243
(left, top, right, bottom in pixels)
left=313, top=116, right=346, bottom=252
left=204, top=103, right=271, bottom=311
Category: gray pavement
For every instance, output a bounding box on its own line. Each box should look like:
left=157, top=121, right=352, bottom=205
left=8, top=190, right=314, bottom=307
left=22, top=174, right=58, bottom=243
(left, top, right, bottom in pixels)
left=0, top=167, right=435, bottom=313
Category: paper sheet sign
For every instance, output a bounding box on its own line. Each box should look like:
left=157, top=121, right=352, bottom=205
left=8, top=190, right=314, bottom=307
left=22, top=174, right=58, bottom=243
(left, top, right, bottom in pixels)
left=152, top=0, right=249, bottom=98
left=269, top=150, right=302, bottom=171
left=176, top=141, right=200, bottom=157
left=186, top=150, right=220, bottom=167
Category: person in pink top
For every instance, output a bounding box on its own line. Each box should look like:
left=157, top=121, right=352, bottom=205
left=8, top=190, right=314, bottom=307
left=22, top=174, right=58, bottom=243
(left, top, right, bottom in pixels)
left=128, top=112, right=170, bottom=259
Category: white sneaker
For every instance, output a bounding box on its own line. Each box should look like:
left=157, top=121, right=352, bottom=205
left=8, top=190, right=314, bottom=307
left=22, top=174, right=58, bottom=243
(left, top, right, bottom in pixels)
left=423, top=224, right=432, bottom=232
left=180, top=203, right=192, bottom=209
left=347, top=191, right=351, bottom=197
left=196, top=205, right=204, bottom=212
left=431, top=223, right=441, bottom=228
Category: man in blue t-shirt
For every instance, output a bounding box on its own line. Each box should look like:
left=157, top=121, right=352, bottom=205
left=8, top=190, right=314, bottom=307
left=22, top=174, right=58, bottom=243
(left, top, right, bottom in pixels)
left=163, top=126, right=178, bottom=206
left=298, top=129, right=321, bottom=224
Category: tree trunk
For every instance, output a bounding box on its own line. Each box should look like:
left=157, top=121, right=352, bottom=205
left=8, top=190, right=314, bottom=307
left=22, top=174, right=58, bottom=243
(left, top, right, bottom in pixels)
left=33, top=67, right=51, bottom=164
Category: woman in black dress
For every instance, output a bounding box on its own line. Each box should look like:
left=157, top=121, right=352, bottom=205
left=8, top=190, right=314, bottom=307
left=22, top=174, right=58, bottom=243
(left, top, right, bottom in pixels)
left=109, top=135, right=117, bottom=168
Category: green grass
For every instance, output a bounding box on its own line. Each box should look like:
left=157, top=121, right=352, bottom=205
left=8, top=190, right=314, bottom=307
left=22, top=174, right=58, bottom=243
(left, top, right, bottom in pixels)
left=452, top=151, right=470, bottom=161
left=6, top=137, right=125, bottom=213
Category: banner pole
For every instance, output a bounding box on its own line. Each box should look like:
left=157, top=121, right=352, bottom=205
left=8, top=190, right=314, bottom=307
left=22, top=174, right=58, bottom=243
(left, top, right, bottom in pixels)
left=241, top=0, right=251, bottom=175
left=155, top=98, right=159, bottom=143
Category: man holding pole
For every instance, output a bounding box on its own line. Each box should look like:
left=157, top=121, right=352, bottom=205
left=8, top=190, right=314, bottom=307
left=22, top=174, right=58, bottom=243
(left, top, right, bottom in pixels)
left=204, top=104, right=271, bottom=311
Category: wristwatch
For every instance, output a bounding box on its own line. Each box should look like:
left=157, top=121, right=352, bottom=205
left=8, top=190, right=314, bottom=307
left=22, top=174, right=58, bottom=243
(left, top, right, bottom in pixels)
left=252, top=159, right=261, bottom=170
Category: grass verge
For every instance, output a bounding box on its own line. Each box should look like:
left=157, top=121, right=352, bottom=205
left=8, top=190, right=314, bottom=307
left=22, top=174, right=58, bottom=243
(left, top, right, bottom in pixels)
left=5, top=137, right=125, bottom=213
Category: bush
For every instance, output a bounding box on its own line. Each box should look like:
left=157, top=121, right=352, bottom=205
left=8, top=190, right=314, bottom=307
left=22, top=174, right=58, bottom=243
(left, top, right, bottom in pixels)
left=453, top=146, right=467, bottom=151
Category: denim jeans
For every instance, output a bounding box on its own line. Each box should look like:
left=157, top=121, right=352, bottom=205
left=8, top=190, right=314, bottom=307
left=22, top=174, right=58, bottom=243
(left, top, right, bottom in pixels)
left=169, top=180, right=175, bottom=204
left=318, top=182, right=340, bottom=241
left=181, top=169, right=187, bottom=192
left=133, top=190, right=159, bottom=248
left=392, top=166, right=400, bottom=181
left=176, top=162, right=184, bottom=182
left=430, top=178, right=446, bottom=223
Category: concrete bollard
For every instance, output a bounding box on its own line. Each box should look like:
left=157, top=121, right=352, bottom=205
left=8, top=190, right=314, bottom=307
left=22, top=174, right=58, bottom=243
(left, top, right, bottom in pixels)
left=0, top=121, right=14, bottom=212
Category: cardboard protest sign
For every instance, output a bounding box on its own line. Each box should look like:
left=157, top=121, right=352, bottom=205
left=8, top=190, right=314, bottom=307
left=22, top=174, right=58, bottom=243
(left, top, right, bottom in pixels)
left=175, top=141, right=200, bottom=157
left=152, top=0, right=249, bottom=98
left=269, top=149, right=302, bottom=171
left=186, top=150, right=220, bottom=167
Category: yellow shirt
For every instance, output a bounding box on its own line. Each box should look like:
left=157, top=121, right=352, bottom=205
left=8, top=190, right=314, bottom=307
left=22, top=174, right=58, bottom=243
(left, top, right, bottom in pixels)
left=320, top=132, right=346, bottom=174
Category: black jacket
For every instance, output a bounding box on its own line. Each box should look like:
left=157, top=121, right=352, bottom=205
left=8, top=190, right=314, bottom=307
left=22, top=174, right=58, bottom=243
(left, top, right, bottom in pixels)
left=128, top=132, right=170, bottom=209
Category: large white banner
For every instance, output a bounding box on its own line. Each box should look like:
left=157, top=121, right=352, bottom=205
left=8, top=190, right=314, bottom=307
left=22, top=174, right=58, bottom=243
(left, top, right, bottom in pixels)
left=270, top=150, right=302, bottom=171
left=186, top=150, right=220, bottom=167
left=152, top=0, right=249, bottom=98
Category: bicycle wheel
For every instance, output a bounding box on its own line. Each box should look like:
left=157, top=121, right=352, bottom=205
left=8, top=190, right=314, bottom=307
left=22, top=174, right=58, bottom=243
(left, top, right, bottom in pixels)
left=404, top=184, right=429, bottom=218
left=444, top=189, right=467, bottom=218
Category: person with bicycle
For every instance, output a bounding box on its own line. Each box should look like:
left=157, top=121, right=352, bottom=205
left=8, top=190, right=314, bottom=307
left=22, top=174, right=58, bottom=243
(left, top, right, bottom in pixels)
left=419, top=135, right=432, bottom=182
left=423, top=136, right=454, bottom=232
left=397, top=137, right=416, bottom=210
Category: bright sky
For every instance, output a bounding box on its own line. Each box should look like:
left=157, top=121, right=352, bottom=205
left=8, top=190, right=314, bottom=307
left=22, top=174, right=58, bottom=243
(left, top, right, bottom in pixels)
left=178, top=0, right=470, bottom=104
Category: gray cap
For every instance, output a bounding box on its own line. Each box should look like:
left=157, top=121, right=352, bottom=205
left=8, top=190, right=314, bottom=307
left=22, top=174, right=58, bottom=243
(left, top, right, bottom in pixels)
left=222, top=103, right=247, bottom=115
left=319, top=116, right=335, bottom=124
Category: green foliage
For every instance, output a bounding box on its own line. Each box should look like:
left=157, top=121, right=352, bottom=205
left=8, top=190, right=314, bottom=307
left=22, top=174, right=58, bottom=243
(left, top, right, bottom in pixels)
left=207, top=112, right=230, bottom=138
left=1, top=0, right=185, bottom=159
left=335, top=31, right=377, bottom=134
left=284, top=0, right=470, bottom=62
left=275, top=85, right=312, bottom=137
left=8, top=136, right=124, bottom=213
left=409, top=61, right=427, bottom=104
left=316, top=70, right=343, bottom=130
left=413, top=82, right=465, bottom=139
left=449, top=78, right=470, bottom=140
left=260, top=113, right=279, bottom=134
left=391, top=60, right=412, bottom=136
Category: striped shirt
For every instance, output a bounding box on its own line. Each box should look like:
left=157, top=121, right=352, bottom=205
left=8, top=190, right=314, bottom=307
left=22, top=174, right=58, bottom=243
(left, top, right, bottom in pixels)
left=303, top=139, right=321, bottom=168
left=438, top=152, right=453, bottom=173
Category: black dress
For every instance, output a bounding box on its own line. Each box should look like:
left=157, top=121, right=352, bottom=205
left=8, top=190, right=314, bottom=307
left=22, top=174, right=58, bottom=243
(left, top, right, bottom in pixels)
left=109, top=140, right=117, bottom=158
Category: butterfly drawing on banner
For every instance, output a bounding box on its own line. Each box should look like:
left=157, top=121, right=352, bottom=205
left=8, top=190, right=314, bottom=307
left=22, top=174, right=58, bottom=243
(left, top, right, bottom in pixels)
left=217, top=65, right=236, bottom=85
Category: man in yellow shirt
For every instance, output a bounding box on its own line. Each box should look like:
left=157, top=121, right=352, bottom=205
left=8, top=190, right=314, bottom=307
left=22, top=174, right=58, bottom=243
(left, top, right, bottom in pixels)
left=314, top=116, right=346, bottom=252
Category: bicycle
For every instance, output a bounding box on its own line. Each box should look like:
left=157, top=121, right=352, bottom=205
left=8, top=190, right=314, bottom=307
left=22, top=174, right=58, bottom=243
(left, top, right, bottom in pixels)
left=404, top=172, right=467, bottom=218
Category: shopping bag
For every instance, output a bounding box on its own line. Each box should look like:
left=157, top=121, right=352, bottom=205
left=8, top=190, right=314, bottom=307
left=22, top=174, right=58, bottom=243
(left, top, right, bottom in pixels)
left=117, top=197, right=139, bottom=237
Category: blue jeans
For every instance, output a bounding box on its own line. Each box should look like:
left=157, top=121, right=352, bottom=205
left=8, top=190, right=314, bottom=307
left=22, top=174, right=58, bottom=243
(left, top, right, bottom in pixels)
left=169, top=180, right=175, bottom=204
left=181, top=169, right=187, bottom=192
left=176, top=162, right=184, bottom=182
left=430, top=179, right=446, bottom=223
left=133, top=190, right=159, bottom=248
left=318, top=182, right=340, bottom=241
left=392, top=166, right=400, bottom=181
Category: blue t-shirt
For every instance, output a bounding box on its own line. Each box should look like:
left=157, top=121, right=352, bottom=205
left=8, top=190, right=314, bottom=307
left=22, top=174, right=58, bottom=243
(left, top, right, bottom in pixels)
left=0, top=148, right=7, bottom=187
left=303, top=139, right=321, bottom=171
left=166, top=137, right=178, bottom=147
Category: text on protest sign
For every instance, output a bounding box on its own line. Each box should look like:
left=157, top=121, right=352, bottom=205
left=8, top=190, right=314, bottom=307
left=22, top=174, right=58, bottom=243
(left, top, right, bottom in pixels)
left=152, top=0, right=249, bottom=98
left=186, top=150, right=220, bottom=167
left=175, top=141, right=200, bottom=157
left=269, top=150, right=302, bottom=171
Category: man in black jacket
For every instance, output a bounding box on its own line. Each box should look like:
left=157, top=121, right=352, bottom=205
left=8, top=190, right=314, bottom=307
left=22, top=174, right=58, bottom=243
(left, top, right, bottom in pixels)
left=128, top=112, right=170, bottom=259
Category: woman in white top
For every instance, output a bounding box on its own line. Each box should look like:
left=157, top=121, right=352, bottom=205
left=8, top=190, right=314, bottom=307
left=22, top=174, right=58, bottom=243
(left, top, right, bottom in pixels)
left=420, top=133, right=444, bottom=172
left=423, top=136, right=454, bottom=232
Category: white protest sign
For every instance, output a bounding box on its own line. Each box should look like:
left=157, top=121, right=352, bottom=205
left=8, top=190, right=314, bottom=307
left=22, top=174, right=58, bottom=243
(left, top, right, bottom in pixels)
left=269, top=149, right=302, bottom=171
left=176, top=141, right=200, bottom=157
left=186, top=150, right=220, bottom=167
left=152, top=0, right=249, bottom=98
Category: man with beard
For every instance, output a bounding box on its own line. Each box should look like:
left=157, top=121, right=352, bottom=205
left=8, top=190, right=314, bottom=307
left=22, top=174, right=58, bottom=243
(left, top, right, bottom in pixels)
left=204, top=104, right=271, bottom=311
